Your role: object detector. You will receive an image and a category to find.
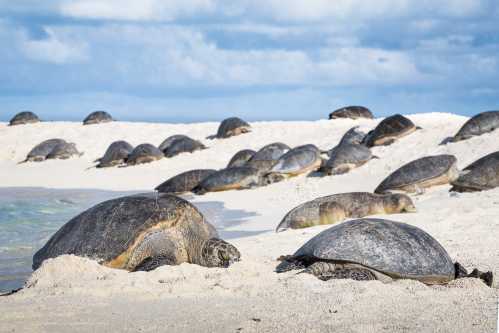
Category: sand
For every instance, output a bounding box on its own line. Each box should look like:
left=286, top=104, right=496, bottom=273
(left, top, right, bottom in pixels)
left=0, top=113, right=498, bottom=332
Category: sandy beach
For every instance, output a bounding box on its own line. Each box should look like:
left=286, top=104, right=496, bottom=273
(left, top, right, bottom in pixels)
left=0, top=113, right=498, bottom=332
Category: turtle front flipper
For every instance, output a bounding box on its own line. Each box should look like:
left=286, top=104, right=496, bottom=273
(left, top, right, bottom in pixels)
left=304, top=262, right=392, bottom=282
left=454, top=262, right=493, bottom=287
left=132, top=255, right=178, bottom=272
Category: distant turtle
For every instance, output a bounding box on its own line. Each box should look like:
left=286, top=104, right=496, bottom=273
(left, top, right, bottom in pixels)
left=96, top=141, right=134, bottom=168
left=9, top=111, right=40, bottom=126
left=450, top=151, right=499, bottom=192
left=193, top=167, right=262, bottom=194
left=245, top=143, right=290, bottom=173
left=275, top=192, right=416, bottom=232
left=163, top=137, right=206, bottom=158
left=227, top=149, right=256, bottom=168
left=46, top=142, right=81, bottom=160
left=276, top=218, right=493, bottom=286
left=338, top=127, right=366, bottom=146
left=451, top=111, right=499, bottom=142
left=155, top=169, right=217, bottom=194
left=375, top=155, right=459, bottom=194
left=158, top=135, right=190, bottom=152
left=20, top=139, right=67, bottom=163
left=126, top=144, right=164, bottom=165
left=322, top=143, right=376, bottom=175
left=363, top=114, right=419, bottom=147
left=265, top=145, right=322, bottom=183
left=32, top=194, right=240, bottom=271
left=329, top=106, right=373, bottom=120
left=83, top=111, right=113, bottom=125
left=216, top=117, right=251, bottom=138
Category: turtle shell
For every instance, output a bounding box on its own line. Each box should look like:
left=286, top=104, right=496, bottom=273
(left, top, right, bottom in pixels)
left=216, top=117, right=251, bottom=138
left=250, top=143, right=290, bottom=162
left=163, top=137, right=206, bottom=158
left=290, top=218, right=455, bottom=283
left=338, top=127, right=366, bottom=146
left=194, top=167, right=260, bottom=193
left=227, top=149, right=256, bottom=168
left=329, top=106, right=373, bottom=120
left=324, top=143, right=372, bottom=170
left=127, top=144, right=163, bottom=165
left=155, top=169, right=217, bottom=194
left=26, top=139, right=67, bottom=161
left=83, top=111, right=113, bottom=125
left=452, top=111, right=499, bottom=142
left=97, top=141, right=134, bottom=168
left=270, top=145, right=321, bottom=175
left=46, top=142, right=80, bottom=160
left=450, top=151, right=499, bottom=192
left=9, top=111, right=40, bottom=126
left=158, top=135, right=190, bottom=152
left=363, top=114, right=416, bottom=147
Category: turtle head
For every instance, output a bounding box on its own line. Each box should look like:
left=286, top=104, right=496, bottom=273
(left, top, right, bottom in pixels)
left=384, top=193, right=416, bottom=213
left=201, top=238, right=240, bottom=268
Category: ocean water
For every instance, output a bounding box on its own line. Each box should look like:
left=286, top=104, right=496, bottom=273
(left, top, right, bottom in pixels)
left=0, top=188, right=258, bottom=293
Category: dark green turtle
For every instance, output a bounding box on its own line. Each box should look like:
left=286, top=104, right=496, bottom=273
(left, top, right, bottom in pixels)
left=375, top=155, right=459, bottom=194
left=329, top=106, right=373, bottom=120
left=216, top=117, right=251, bottom=138
left=276, top=218, right=493, bottom=286
left=9, top=111, right=40, bottom=126
left=193, top=167, right=262, bottom=194
left=126, top=144, right=164, bottom=165
left=450, top=151, right=499, bottom=192
left=155, top=169, right=217, bottom=194
left=266, top=145, right=322, bottom=183
left=46, top=142, right=81, bottom=160
left=227, top=149, right=256, bottom=168
left=20, top=139, right=67, bottom=163
left=83, top=111, right=113, bottom=125
left=32, top=194, right=240, bottom=271
left=338, top=127, right=366, bottom=146
left=322, top=143, right=376, bottom=175
left=451, top=111, right=499, bottom=142
left=163, top=137, right=206, bottom=158
left=158, top=135, right=190, bottom=152
left=245, top=143, right=290, bottom=173
left=96, top=141, right=134, bottom=168
left=363, top=114, right=419, bottom=147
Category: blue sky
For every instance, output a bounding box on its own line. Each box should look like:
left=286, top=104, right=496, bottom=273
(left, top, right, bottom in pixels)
left=1, top=0, right=498, bottom=122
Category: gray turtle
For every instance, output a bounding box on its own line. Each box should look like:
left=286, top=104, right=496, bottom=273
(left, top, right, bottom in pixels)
left=338, top=127, right=366, bottom=146
left=329, top=106, right=373, bottom=120
left=322, top=143, right=376, bottom=175
left=32, top=194, right=240, bottom=271
left=451, top=111, right=499, bottom=142
left=216, top=117, right=251, bottom=138
left=450, top=151, right=499, bottom=192
left=363, top=114, right=420, bottom=147
left=96, top=141, right=134, bottom=168
left=158, top=135, right=190, bottom=152
left=46, top=142, right=81, bottom=160
left=276, top=192, right=416, bottom=232
left=375, top=155, right=459, bottom=194
left=9, top=111, right=40, bottom=126
left=193, top=167, right=262, bottom=194
left=155, top=169, right=217, bottom=194
left=163, top=137, right=206, bottom=158
left=245, top=143, right=290, bottom=173
left=276, top=218, right=493, bottom=286
left=83, top=111, right=114, bottom=125
left=265, top=144, right=322, bottom=183
left=227, top=149, right=256, bottom=168
left=126, top=144, right=164, bottom=165
left=20, top=139, right=67, bottom=163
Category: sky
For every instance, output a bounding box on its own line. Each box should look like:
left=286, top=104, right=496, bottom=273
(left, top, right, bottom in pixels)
left=0, top=0, right=498, bottom=122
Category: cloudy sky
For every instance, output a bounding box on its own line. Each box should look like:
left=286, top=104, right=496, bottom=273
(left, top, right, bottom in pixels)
left=1, top=1, right=498, bottom=122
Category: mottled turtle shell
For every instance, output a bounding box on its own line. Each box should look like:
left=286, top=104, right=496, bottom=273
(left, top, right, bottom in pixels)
left=83, top=111, right=113, bottom=125
left=155, top=169, right=217, bottom=194
left=338, top=127, right=366, bottom=146
left=194, top=167, right=260, bottom=193
left=324, top=143, right=372, bottom=172
left=97, top=141, right=134, bottom=168
left=450, top=151, right=499, bottom=192
left=287, top=218, right=455, bottom=283
left=32, top=194, right=217, bottom=270
left=126, top=143, right=164, bottom=165
left=227, top=149, right=256, bottom=168
left=452, top=111, right=499, bottom=142
left=25, top=139, right=67, bottom=161
left=375, top=155, right=457, bottom=194
left=9, top=111, right=40, bottom=126
left=329, top=106, right=373, bottom=120
left=216, top=117, right=251, bottom=138
left=158, top=135, right=190, bottom=152
left=250, top=143, right=290, bottom=162
left=270, top=145, right=321, bottom=175
left=46, top=142, right=80, bottom=160
left=363, top=114, right=417, bottom=147
left=163, top=137, right=206, bottom=158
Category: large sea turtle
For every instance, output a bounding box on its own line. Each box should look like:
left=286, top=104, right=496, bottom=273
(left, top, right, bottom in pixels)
left=329, top=106, right=373, bottom=120
left=275, top=192, right=415, bottom=232
left=163, top=137, right=206, bottom=158
left=46, top=142, right=81, bottom=160
left=193, top=167, right=262, bottom=194
left=363, top=114, right=419, bottom=147
left=450, top=151, right=499, bottom=192
left=227, top=149, right=256, bottom=168
left=155, top=169, right=217, bottom=194
left=95, top=141, right=134, bottom=168
left=451, top=111, right=499, bottom=142
left=9, top=111, right=40, bottom=126
left=215, top=117, right=251, bottom=138
left=245, top=143, right=290, bottom=173
left=338, top=127, right=366, bottom=146
left=126, top=144, right=164, bottom=165
left=158, top=135, right=190, bottom=152
left=375, top=155, right=459, bottom=194
left=265, top=144, right=322, bottom=183
left=276, top=218, right=493, bottom=286
left=322, top=143, right=375, bottom=175
left=83, top=111, right=114, bottom=125
left=32, top=194, right=240, bottom=271
left=19, top=139, right=67, bottom=163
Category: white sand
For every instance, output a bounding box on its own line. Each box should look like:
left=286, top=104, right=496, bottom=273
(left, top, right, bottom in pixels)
left=0, top=114, right=498, bottom=332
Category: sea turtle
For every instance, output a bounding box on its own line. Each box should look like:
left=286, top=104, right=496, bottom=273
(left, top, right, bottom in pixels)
left=96, top=141, right=134, bottom=168
left=265, top=144, right=322, bottom=183
left=32, top=194, right=241, bottom=271
left=193, top=167, right=262, bottom=194
left=451, top=111, right=499, bottom=142
left=83, top=111, right=114, bottom=125
left=227, top=149, right=256, bottom=168
left=363, top=114, right=420, bottom=147
left=19, top=139, right=67, bottom=163
left=450, top=151, right=499, bottom=192
left=9, top=111, right=40, bottom=126
left=375, top=155, right=459, bottom=194
left=46, top=142, right=81, bottom=160
left=338, top=127, right=367, bottom=146
left=158, top=135, right=190, bottom=153
left=275, top=192, right=416, bottom=232
left=329, top=106, right=373, bottom=120
left=126, top=144, right=164, bottom=165
left=155, top=169, right=217, bottom=194
left=216, top=117, right=251, bottom=138
left=322, top=143, right=376, bottom=175
left=276, top=218, right=493, bottom=286
left=163, top=137, right=206, bottom=158
left=245, top=143, right=290, bottom=173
